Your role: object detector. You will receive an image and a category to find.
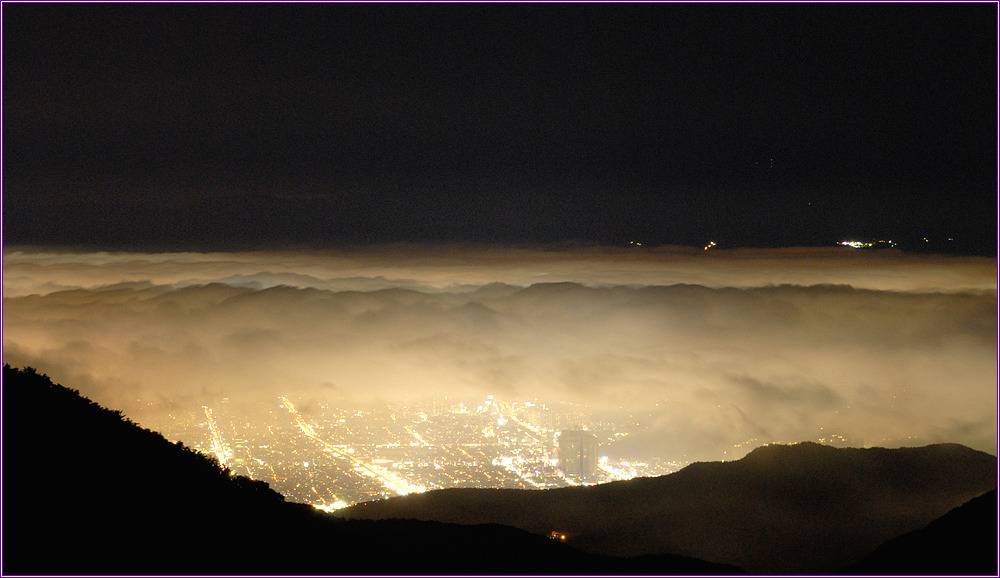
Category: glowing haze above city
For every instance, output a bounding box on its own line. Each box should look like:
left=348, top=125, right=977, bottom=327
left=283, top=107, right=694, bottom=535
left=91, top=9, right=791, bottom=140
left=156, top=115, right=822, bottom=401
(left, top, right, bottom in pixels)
left=3, top=246, right=995, bottom=510
left=2, top=4, right=995, bottom=515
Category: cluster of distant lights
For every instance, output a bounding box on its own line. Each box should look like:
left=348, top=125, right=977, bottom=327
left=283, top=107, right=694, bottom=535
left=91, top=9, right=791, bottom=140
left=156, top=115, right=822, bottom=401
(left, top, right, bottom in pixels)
left=188, top=391, right=688, bottom=515
left=840, top=237, right=956, bottom=249
left=190, top=394, right=869, bottom=517
left=839, top=239, right=896, bottom=249
left=628, top=238, right=956, bottom=251
left=630, top=239, right=719, bottom=252
left=548, top=530, right=570, bottom=542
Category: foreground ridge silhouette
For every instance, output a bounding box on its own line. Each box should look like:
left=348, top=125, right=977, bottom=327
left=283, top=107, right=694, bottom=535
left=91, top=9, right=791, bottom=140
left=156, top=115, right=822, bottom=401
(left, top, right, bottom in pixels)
left=846, top=488, right=997, bottom=574
left=1, top=365, right=737, bottom=575
left=341, top=438, right=997, bottom=572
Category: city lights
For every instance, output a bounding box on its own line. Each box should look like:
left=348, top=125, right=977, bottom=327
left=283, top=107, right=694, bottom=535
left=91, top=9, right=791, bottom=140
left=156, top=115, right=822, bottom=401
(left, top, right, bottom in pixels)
left=173, top=394, right=686, bottom=510
left=838, top=239, right=897, bottom=249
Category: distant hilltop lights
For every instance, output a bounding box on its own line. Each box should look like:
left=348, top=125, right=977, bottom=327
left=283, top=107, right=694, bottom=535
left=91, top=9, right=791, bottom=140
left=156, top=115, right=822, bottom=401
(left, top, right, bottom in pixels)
left=548, top=530, right=570, bottom=542
left=839, top=239, right=897, bottom=249
left=703, top=240, right=718, bottom=252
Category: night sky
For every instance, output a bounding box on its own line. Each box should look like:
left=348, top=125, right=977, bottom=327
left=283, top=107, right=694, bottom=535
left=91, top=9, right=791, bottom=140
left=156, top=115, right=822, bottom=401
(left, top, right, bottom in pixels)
left=3, top=4, right=996, bottom=252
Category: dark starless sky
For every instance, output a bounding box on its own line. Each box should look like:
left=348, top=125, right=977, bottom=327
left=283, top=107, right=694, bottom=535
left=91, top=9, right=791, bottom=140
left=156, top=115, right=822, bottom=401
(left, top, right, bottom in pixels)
left=2, top=4, right=997, bottom=252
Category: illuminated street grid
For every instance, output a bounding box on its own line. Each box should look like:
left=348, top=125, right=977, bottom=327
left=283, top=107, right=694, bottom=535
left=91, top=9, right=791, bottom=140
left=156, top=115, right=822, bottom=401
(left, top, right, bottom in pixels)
left=160, top=394, right=686, bottom=510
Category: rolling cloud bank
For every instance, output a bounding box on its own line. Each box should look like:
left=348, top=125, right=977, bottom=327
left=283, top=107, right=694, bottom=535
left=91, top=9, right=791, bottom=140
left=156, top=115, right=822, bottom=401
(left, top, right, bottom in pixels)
left=2, top=246, right=996, bottom=461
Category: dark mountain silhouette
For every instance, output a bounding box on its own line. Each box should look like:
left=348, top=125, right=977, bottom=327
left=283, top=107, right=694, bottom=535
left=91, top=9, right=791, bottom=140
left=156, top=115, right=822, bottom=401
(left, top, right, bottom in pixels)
left=846, top=488, right=997, bottom=574
left=1, top=365, right=736, bottom=575
left=340, top=441, right=997, bottom=572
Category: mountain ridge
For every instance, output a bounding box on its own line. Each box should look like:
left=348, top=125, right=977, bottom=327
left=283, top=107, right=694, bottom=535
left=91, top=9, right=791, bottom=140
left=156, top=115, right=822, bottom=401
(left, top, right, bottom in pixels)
left=340, top=440, right=996, bottom=572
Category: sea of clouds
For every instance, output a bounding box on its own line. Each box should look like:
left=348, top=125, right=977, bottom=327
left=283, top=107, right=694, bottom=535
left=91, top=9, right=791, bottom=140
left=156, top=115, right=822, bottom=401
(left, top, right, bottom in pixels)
left=3, top=245, right=996, bottom=460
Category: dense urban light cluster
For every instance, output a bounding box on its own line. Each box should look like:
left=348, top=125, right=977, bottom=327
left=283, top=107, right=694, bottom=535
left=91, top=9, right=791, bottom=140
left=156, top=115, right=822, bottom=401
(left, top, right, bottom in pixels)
left=839, top=240, right=897, bottom=249
left=155, top=392, right=871, bottom=510
left=160, top=394, right=688, bottom=509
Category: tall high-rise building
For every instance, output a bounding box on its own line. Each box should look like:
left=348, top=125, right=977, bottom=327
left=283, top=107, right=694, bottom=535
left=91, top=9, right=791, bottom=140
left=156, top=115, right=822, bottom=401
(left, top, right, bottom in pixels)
left=557, top=430, right=598, bottom=478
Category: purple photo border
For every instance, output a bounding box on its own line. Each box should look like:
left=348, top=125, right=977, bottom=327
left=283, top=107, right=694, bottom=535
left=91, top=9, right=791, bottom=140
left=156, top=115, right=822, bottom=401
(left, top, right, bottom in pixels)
left=0, top=1, right=995, bottom=577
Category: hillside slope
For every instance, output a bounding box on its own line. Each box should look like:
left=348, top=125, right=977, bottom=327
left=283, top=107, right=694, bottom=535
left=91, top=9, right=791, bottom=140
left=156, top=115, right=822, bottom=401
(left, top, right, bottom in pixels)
left=341, top=440, right=996, bottom=572
left=1, top=365, right=735, bottom=574
left=847, top=488, right=997, bottom=574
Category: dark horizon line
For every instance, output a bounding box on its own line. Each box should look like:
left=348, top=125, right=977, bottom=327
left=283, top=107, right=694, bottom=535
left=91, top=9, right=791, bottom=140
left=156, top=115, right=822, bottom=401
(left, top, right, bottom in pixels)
left=1, top=239, right=994, bottom=257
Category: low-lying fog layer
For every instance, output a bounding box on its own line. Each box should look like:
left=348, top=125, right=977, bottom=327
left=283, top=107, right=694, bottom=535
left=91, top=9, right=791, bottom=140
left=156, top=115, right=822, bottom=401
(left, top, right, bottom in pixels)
left=3, top=246, right=996, bottom=460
